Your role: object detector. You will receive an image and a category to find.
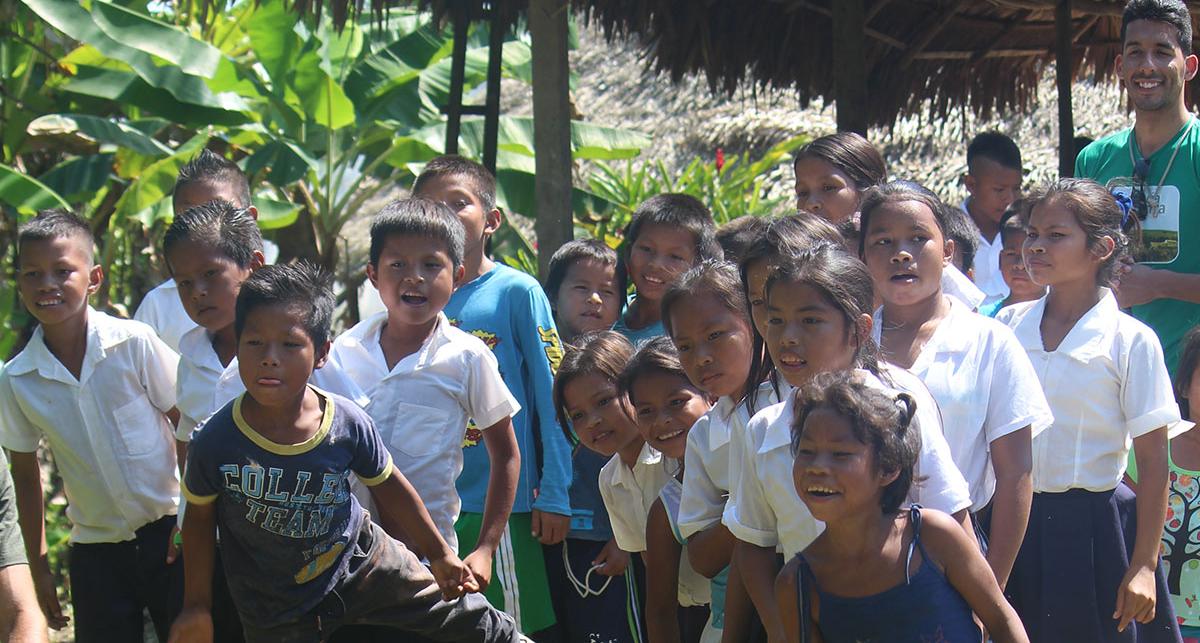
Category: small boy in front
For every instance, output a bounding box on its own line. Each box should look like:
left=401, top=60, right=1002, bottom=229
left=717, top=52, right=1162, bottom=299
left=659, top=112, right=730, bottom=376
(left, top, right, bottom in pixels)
left=961, top=131, right=1023, bottom=306
left=0, top=210, right=182, bottom=642
left=171, top=263, right=522, bottom=643
left=331, top=198, right=520, bottom=572
left=412, top=155, right=572, bottom=637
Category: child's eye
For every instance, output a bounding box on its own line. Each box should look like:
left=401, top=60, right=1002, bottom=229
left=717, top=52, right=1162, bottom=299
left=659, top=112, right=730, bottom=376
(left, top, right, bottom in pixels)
left=823, top=184, right=839, bottom=192
left=205, top=269, right=218, bottom=278
left=284, top=341, right=304, bottom=348
left=873, top=238, right=891, bottom=246
left=670, top=254, right=686, bottom=262
left=597, top=396, right=612, bottom=407
left=796, top=447, right=815, bottom=456
left=707, top=330, right=723, bottom=341
left=569, top=411, right=584, bottom=422
left=803, top=317, right=822, bottom=325
left=390, top=261, right=404, bottom=269
left=637, top=407, right=652, bottom=417
left=796, top=190, right=809, bottom=198
left=1050, top=232, right=1065, bottom=239
left=767, top=316, right=782, bottom=326
left=245, top=339, right=263, bottom=346
left=425, top=261, right=442, bottom=269
left=676, top=343, right=691, bottom=353
left=750, top=298, right=764, bottom=307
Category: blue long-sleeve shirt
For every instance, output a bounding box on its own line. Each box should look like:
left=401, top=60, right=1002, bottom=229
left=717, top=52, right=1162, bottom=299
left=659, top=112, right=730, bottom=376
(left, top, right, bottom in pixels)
left=445, top=264, right=571, bottom=516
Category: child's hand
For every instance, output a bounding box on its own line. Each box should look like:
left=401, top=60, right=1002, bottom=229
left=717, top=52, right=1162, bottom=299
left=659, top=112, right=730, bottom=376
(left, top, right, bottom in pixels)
left=168, top=606, right=213, bottom=643
left=462, top=548, right=494, bottom=591
left=429, top=553, right=478, bottom=601
left=594, top=539, right=629, bottom=576
left=531, top=510, right=570, bottom=545
left=1114, top=563, right=1157, bottom=632
left=30, top=560, right=68, bottom=630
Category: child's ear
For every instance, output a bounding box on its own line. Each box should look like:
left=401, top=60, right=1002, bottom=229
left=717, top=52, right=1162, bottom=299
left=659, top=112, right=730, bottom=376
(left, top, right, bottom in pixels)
left=942, top=237, right=956, bottom=266
left=250, top=250, right=266, bottom=271
left=1091, top=235, right=1117, bottom=263
left=245, top=205, right=260, bottom=221
left=1187, top=53, right=1199, bottom=82
left=484, top=207, right=503, bottom=236
left=879, top=467, right=901, bottom=488
left=366, top=263, right=379, bottom=288
left=313, top=339, right=331, bottom=370
left=87, top=264, right=104, bottom=296
left=963, top=173, right=977, bottom=195
left=854, top=312, right=873, bottom=346
left=453, top=264, right=466, bottom=287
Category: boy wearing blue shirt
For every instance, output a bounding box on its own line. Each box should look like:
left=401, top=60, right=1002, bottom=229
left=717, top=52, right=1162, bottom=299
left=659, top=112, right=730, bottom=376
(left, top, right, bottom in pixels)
left=413, top=156, right=571, bottom=636
left=172, top=263, right=521, bottom=643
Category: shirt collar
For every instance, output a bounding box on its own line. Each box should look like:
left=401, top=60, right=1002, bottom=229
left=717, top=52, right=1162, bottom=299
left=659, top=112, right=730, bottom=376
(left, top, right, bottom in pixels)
left=706, top=397, right=736, bottom=451
left=178, top=325, right=224, bottom=373
left=758, top=397, right=796, bottom=454
left=612, top=442, right=664, bottom=489
left=7, top=308, right=112, bottom=384
left=1011, top=291, right=1117, bottom=362
left=941, top=264, right=985, bottom=310
left=342, top=311, right=450, bottom=375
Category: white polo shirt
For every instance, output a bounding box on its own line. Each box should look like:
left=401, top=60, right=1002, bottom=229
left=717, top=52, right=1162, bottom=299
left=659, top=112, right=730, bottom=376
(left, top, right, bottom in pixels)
left=680, top=383, right=780, bottom=540
left=960, top=200, right=1008, bottom=307
left=599, top=442, right=674, bottom=553
left=725, top=365, right=972, bottom=558
left=999, top=291, right=1191, bottom=493
left=330, top=312, right=519, bottom=551
left=133, top=280, right=196, bottom=353
left=941, top=264, right=986, bottom=310
left=0, top=310, right=180, bottom=543
left=874, top=296, right=1054, bottom=511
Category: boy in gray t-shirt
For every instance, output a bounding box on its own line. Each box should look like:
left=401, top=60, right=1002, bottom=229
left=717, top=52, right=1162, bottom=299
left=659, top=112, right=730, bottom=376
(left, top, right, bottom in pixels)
left=172, top=263, right=520, bottom=643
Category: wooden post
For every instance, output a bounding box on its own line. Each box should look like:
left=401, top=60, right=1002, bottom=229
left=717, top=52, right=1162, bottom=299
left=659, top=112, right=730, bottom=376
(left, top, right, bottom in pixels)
left=530, top=0, right=573, bottom=280
left=445, top=2, right=469, bottom=154
left=1056, top=0, right=1075, bottom=177
left=482, top=6, right=505, bottom=173
left=833, top=0, right=868, bottom=134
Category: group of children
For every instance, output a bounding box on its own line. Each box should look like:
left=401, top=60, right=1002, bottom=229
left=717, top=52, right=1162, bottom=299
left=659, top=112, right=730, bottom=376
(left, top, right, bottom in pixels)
left=0, top=126, right=1195, bottom=643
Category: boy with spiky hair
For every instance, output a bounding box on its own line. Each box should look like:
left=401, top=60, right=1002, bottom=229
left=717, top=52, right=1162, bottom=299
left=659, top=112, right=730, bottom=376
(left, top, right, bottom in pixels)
left=961, top=132, right=1023, bottom=306
left=1, top=210, right=182, bottom=642
left=173, top=262, right=523, bottom=643
left=413, top=155, right=570, bottom=637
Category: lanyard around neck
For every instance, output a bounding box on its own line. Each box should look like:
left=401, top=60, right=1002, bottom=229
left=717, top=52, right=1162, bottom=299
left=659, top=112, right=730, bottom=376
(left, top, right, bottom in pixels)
left=1129, top=116, right=1196, bottom=196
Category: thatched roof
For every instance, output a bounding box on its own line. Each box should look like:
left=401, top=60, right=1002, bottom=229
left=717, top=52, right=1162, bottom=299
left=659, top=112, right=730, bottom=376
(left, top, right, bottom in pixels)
left=305, top=0, right=1200, bottom=129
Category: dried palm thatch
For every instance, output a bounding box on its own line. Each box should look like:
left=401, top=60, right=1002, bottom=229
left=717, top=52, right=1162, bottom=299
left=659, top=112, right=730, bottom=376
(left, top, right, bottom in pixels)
left=288, top=0, right=1200, bottom=129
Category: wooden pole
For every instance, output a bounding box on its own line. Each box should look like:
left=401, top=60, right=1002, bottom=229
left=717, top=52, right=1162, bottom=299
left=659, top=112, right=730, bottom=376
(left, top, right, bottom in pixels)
left=530, top=0, right=574, bottom=280
left=833, top=0, right=869, bottom=134
left=482, top=6, right=505, bottom=173
left=445, top=2, right=469, bottom=154
left=1056, top=0, right=1075, bottom=177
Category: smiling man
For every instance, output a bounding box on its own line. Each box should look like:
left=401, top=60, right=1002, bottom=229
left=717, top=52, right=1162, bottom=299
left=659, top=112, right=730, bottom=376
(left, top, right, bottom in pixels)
left=1075, top=0, right=1200, bottom=374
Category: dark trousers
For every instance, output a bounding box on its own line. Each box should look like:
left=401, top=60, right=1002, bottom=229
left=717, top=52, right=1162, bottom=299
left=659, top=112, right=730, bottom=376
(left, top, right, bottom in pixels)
left=542, top=538, right=648, bottom=643
left=244, top=521, right=521, bottom=643
left=69, top=514, right=182, bottom=643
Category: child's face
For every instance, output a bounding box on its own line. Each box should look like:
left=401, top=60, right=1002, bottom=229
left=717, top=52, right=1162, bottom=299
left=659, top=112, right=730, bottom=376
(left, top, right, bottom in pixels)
left=413, top=175, right=500, bottom=263
left=627, top=223, right=696, bottom=304
left=862, top=200, right=951, bottom=309
left=794, top=157, right=860, bottom=225
left=167, top=240, right=260, bottom=333
left=1023, top=200, right=1110, bottom=288
left=368, top=234, right=463, bottom=330
left=237, top=303, right=329, bottom=407
left=561, top=372, right=640, bottom=457
left=999, top=231, right=1045, bottom=303
left=669, top=293, right=755, bottom=399
left=17, top=236, right=101, bottom=328
left=629, top=371, right=710, bottom=460
left=964, top=159, right=1021, bottom=227
left=765, top=281, right=862, bottom=388
left=555, top=258, right=621, bottom=339
left=792, top=406, right=894, bottom=522
left=744, top=258, right=772, bottom=340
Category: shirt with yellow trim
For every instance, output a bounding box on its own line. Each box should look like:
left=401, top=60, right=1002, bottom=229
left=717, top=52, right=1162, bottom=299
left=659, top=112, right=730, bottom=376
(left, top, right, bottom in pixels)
left=182, top=388, right=393, bottom=628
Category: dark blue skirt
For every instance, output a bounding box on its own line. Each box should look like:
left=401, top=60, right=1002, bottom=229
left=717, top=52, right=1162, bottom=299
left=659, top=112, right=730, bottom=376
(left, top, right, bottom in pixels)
left=1007, top=485, right=1182, bottom=643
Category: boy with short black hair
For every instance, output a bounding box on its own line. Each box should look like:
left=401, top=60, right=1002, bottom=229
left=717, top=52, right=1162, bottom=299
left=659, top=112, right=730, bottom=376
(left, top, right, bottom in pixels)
left=544, top=238, right=625, bottom=343
left=0, top=210, right=182, bottom=642
left=978, top=200, right=1046, bottom=318
left=962, top=131, right=1023, bottom=306
left=413, top=155, right=571, bottom=637
left=331, top=198, right=520, bottom=577
left=940, top=201, right=981, bottom=278
left=173, top=262, right=522, bottom=643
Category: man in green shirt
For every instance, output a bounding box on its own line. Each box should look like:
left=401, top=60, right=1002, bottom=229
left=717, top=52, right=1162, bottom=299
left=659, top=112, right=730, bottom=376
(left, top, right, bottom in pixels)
left=1075, top=0, right=1200, bottom=373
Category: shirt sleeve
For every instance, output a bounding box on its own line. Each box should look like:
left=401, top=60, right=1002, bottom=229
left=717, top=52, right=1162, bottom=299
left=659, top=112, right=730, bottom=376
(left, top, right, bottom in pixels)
left=678, top=418, right=726, bottom=539
left=516, top=283, right=573, bottom=516
left=464, top=345, right=521, bottom=431
left=1122, top=328, right=1183, bottom=439
left=599, top=463, right=647, bottom=553
left=910, top=393, right=973, bottom=515
left=985, top=328, right=1054, bottom=443
left=0, top=452, right=27, bottom=568
left=181, top=428, right=220, bottom=506
left=0, top=372, right=41, bottom=453
left=723, top=414, right=780, bottom=548
left=347, top=405, right=394, bottom=487
left=136, top=325, right=179, bottom=414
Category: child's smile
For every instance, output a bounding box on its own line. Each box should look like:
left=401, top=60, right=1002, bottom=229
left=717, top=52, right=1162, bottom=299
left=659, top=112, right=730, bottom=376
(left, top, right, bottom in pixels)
left=562, top=373, right=640, bottom=457
left=17, top=236, right=100, bottom=328
left=629, top=370, right=709, bottom=460
left=792, top=406, right=882, bottom=521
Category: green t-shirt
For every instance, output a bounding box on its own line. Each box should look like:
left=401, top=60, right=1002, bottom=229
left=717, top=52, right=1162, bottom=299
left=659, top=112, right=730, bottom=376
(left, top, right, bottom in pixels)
left=1128, top=444, right=1200, bottom=628
left=1075, top=117, right=1200, bottom=374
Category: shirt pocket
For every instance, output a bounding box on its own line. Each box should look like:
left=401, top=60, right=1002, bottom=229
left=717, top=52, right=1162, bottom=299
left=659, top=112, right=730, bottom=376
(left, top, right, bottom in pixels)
left=381, top=403, right=451, bottom=459
left=111, top=395, right=165, bottom=457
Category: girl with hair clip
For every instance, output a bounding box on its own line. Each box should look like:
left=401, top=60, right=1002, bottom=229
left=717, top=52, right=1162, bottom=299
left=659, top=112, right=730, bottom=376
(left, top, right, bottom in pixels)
left=859, top=181, right=1053, bottom=590
left=726, top=243, right=973, bottom=641
left=999, top=178, right=1187, bottom=642
left=775, top=372, right=1028, bottom=643
left=621, top=337, right=715, bottom=643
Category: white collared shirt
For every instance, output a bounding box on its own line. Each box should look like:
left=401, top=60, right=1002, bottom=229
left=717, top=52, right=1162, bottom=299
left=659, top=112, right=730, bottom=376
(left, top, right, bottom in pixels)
left=680, top=383, right=780, bottom=540
left=330, top=312, right=519, bottom=551
left=725, top=366, right=972, bottom=558
left=960, top=199, right=1009, bottom=306
left=0, top=310, right=180, bottom=543
left=874, top=296, right=1054, bottom=511
left=133, top=280, right=196, bottom=353
left=941, top=264, right=986, bottom=310
left=999, top=291, right=1190, bottom=492
left=599, top=442, right=674, bottom=553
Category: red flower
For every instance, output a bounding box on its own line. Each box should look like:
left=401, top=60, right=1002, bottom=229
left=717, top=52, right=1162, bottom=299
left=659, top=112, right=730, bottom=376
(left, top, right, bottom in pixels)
left=715, top=147, right=725, bottom=171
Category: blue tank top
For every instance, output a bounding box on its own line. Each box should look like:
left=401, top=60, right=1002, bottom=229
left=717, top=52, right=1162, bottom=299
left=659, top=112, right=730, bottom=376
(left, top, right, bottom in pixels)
left=795, top=506, right=982, bottom=643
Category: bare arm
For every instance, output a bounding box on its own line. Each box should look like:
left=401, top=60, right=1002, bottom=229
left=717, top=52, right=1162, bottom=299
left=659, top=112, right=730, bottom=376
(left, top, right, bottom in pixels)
left=734, top=540, right=786, bottom=642
left=1115, top=265, right=1200, bottom=308
left=720, top=556, right=755, bottom=643
left=986, top=427, right=1033, bottom=589
left=168, top=501, right=216, bottom=643
left=469, top=417, right=520, bottom=589
left=0, top=564, right=48, bottom=643
left=920, top=509, right=1029, bottom=643
left=644, top=499, right=682, bottom=643
left=686, top=522, right=737, bottom=579
left=1115, top=428, right=1170, bottom=632
left=774, top=559, right=803, bottom=643
left=951, top=508, right=978, bottom=549
left=8, top=452, right=65, bottom=631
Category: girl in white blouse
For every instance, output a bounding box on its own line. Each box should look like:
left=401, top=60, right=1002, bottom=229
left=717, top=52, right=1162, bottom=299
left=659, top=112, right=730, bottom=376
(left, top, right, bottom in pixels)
left=999, top=178, right=1185, bottom=642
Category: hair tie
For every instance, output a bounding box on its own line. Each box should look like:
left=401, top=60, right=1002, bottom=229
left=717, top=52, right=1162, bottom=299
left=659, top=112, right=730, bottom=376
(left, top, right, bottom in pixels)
left=1111, top=190, right=1133, bottom=229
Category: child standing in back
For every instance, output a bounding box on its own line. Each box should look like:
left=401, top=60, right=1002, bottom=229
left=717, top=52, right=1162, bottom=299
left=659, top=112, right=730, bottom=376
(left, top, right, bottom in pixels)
left=961, top=132, right=1024, bottom=307
left=543, top=241, right=646, bottom=643
left=775, top=372, right=1028, bottom=643
left=614, top=194, right=722, bottom=344
left=978, top=200, right=1046, bottom=318
left=412, top=155, right=571, bottom=637
left=999, top=178, right=1184, bottom=641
